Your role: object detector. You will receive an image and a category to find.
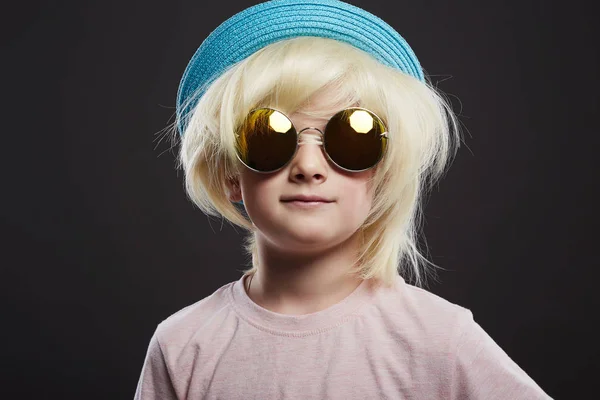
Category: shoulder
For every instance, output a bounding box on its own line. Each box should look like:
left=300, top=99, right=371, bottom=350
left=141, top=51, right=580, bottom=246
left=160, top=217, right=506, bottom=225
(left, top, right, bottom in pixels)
left=153, top=279, right=237, bottom=348
left=376, top=275, right=470, bottom=319
left=369, top=275, right=472, bottom=349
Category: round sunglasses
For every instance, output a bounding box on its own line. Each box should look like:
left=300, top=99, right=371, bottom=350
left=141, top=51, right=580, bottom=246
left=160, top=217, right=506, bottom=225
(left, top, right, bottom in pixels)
left=234, top=107, right=389, bottom=173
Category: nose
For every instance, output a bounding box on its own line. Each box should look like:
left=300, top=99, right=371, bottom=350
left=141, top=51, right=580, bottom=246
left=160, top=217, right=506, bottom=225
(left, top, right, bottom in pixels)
left=288, top=128, right=328, bottom=183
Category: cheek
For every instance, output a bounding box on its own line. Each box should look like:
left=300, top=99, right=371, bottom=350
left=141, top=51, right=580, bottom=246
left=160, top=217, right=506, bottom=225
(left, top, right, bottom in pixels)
left=241, top=181, right=268, bottom=210
left=238, top=173, right=282, bottom=219
left=339, top=179, right=374, bottom=216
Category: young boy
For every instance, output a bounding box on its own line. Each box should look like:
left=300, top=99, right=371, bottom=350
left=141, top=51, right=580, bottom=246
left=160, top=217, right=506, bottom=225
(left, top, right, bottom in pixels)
left=134, top=1, right=552, bottom=398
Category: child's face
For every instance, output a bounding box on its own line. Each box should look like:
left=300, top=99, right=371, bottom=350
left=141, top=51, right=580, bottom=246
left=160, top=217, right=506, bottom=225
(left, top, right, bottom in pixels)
left=229, top=95, right=377, bottom=252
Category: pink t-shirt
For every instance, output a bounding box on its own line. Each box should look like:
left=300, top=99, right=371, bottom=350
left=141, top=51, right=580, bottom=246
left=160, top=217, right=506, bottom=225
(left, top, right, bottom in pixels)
left=134, top=274, right=552, bottom=399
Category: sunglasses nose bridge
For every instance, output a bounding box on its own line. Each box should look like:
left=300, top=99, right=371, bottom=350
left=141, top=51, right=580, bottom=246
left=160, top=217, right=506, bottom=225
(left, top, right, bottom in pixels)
left=297, top=127, right=324, bottom=146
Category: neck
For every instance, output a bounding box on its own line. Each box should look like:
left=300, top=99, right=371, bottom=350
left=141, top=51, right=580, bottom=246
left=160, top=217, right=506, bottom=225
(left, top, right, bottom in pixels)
left=246, top=230, right=365, bottom=315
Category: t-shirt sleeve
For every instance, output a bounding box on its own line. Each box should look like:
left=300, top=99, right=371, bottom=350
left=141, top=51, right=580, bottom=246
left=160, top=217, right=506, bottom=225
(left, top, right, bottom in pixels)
left=133, top=329, right=179, bottom=400
left=449, top=309, right=553, bottom=399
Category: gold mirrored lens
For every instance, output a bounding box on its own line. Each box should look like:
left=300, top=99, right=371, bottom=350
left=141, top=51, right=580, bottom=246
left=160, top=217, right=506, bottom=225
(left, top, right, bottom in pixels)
left=235, top=108, right=297, bottom=172
left=324, top=108, right=387, bottom=171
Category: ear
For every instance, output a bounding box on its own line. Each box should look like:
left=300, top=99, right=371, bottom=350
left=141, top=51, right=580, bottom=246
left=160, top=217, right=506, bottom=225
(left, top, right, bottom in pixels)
left=225, top=177, right=243, bottom=203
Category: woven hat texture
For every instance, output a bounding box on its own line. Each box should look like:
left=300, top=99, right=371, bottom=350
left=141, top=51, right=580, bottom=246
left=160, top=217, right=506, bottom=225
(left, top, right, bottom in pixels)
left=176, top=0, right=424, bottom=135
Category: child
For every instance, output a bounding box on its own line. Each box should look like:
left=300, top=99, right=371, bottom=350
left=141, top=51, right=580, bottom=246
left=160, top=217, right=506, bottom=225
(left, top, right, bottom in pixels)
left=134, top=0, right=552, bottom=398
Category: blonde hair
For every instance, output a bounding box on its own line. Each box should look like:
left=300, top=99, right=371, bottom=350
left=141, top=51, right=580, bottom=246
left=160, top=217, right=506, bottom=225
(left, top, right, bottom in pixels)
left=168, top=36, right=463, bottom=289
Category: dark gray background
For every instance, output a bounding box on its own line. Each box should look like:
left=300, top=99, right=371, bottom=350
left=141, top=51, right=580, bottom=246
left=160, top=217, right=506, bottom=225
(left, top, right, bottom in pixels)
left=2, top=0, right=598, bottom=398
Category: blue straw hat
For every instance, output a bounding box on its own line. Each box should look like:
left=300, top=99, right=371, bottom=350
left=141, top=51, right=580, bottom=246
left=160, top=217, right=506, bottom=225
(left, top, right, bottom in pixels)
left=176, top=0, right=424, bottom=136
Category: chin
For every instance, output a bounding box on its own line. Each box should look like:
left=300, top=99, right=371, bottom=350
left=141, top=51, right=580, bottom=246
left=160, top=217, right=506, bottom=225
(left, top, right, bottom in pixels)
left=278, top=227, right=354, bottom=250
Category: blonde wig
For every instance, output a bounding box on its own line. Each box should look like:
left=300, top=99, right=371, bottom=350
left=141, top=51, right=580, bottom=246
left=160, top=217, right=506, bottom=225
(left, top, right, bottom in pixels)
left=169, top=36, right=462, bottom=289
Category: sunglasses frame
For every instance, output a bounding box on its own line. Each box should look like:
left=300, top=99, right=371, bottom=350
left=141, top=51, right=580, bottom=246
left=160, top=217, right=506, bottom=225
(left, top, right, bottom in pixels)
left=234, top=106, right=389, bottom=174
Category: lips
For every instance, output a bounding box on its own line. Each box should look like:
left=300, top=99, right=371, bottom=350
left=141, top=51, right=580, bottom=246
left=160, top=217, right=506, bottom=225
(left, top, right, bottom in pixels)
left=280, top=195, right=334, bottom=203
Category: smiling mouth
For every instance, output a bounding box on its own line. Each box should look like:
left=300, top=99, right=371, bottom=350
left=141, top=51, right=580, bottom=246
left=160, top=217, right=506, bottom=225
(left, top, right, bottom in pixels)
left=284, top=200, right=329, bottom=203
left=281, top=199, right=332, bottom=203
left=281, top=200, right=333, bottom=208
left=280, top=196, right=334, bottom=203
